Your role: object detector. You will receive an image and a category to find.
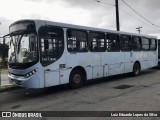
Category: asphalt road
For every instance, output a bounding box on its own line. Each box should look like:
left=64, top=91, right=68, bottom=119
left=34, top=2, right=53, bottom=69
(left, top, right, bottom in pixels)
left=0, top=68, right=160, bottom=120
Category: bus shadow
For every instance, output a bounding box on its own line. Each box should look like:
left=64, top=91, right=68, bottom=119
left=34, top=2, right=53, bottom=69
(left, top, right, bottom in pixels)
left=151, top=66, right=160, bottom=69
left=85, top=69, right=156, bottom=87
left=10, top=69, right=157, bottom=99
left=17, top=84, right=69, bottom=98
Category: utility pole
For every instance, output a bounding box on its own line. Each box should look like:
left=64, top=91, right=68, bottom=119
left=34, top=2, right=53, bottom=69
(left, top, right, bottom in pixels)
left=136, top=27, right=142, bottom=34
left=115, top=0, right=120, bottom=31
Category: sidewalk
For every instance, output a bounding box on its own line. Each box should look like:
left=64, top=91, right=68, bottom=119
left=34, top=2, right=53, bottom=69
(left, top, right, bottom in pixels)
left=0, top=69, right=12, bottom=87
left=0, top=69, right=20, bottom=92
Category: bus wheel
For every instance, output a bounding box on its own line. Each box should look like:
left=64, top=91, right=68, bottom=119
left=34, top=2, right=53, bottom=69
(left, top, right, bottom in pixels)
left=69, top=69, right=84, bottom=89
left=132, top=62, right=140, bottom=76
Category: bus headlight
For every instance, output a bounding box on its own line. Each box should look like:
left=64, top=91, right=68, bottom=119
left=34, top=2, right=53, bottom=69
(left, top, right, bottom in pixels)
left=25, top=69, right=38, bottom=78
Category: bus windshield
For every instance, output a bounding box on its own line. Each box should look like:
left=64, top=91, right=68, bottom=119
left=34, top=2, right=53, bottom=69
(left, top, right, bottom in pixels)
left=9, top=32, right=38, bottom=64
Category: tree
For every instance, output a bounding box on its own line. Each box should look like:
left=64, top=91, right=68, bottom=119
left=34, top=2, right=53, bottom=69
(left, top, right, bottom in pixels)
left=0, top=43, right=9, bottom=67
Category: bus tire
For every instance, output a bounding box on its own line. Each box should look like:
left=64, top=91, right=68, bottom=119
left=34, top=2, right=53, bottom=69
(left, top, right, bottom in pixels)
left=132, top=62, right=141, bottom=76
left=69, top=69, right=84, bottom=89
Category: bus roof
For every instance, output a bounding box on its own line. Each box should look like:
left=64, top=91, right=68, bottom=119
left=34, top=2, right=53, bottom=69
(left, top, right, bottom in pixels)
left=11, top=19, right=157, bottom=39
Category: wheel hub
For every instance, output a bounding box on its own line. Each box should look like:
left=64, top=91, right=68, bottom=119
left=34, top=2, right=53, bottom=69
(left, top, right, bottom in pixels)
left=73, top=74, right=81, bottom=84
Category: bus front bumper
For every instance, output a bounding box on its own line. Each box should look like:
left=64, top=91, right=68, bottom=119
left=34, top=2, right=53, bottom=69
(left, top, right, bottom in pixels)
left=8, top=73, right=41, bottom=88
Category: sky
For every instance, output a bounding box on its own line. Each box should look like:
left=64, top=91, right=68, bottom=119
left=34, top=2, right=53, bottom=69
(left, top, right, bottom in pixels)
left=0, top=0, right=160, bottom=40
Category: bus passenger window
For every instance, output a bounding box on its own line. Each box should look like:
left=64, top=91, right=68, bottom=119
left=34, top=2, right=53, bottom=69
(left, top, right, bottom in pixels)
left=120, top=35, right=131, bottom=51
left=89, top=32, right=105, bottom=52
left=67, top=29, right=88, bottom=52
left=150, top=39, right=156, bottom=51
left=106, top=34, right=120, bottom=52
left=142, top=38, right=149, bottom=50
left=132, top=37, right=141, bottom=51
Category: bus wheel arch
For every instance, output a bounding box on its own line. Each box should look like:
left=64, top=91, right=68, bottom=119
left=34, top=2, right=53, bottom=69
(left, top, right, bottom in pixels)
left=69, top=66, right=86, bottom=89
left=132, top=61, right=141, bottom=76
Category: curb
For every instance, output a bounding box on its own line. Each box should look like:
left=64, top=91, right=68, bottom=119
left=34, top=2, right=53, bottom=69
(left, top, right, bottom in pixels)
left=0, top=85, right=21, bottom=93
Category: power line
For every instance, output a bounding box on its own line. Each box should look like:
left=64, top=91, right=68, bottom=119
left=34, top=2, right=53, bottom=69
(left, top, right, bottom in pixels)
left=93, top=0, right=115, bottom=6
left=119, top=0, right=160, bottom=32
left=119, top=0, right=148, bottom=24
left=123, top=0, right=146, bottom=21
left=93, top=0, right=120, bottom=31
left=92, top=0, right=160, bottom=32
left=94, top=0, right=148, bottom=26
left=119, top=8, right=147, bottom=25
left=127, top=0, right=140, bottom=10
left=121, top=0, right=160, bottom=29
left=119, top=8, right=159, bottom=33
left=128, top=0, right=138, bottom=6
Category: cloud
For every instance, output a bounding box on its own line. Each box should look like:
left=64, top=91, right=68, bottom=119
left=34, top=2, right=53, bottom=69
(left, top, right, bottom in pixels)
left=0, top=0, right=160, bottom=38
left=26, top=0, right=104, bottom=9
left=119, top=0, right=160, bottom=34
left=0, top=17, right=13, bottom=44
left=0, top=17, right=13, bottom=36
left=142, top=0, right=160, bottom=11
left=26, top=0, right=48, bottom=3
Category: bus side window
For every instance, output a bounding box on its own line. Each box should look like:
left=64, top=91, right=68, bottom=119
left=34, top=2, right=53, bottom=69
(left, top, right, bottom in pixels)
left=106, top=33, right=120, bottom=52
left=132, top=36, right=141, bottom=51
left=29, top=36, right=37, bottom=52
left=150, top=39, right=156, bottom=51
left=67, top=29, right=88, bottom=52
left=89, top=32, right=105, bottom=52
left=38, top=26, right=64, bottom=66
left=142, top=37, right=149, bottom=51
left=120, top=35, right=132, bottom=51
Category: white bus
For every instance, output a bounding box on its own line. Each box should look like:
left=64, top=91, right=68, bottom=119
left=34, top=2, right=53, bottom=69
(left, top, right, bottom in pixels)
left=158, top=39, right=160, bottom=66
left=158, top=39, right=160, bottom=59
left=7, top=19, right=158, bottom=88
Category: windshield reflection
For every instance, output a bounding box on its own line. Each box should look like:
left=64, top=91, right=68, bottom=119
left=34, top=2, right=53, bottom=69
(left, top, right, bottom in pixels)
left=9, top=33, right=38, bottom=64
